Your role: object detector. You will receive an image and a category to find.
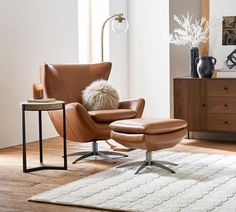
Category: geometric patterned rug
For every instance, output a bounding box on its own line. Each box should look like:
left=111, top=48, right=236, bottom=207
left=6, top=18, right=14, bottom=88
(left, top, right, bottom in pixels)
left=29, top=151, right=236, bottom=212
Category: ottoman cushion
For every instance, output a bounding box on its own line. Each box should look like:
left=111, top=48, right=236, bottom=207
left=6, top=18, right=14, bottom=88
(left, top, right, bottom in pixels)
left=110, top=118, right=187, bottom=134
left=110, top=118, right=188, bottom=151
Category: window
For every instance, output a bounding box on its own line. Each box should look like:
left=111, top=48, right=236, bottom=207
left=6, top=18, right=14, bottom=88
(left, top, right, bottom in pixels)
left=78, top=0, right=109, bottom=63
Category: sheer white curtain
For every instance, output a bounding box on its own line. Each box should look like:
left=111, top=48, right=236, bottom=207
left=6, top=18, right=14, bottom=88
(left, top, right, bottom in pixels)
left=78, top=0, right=92, bottom=63
left=78, top=0, right=109, bottom=63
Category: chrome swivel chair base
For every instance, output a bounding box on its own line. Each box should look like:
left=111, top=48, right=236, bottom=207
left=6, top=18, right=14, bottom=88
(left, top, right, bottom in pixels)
left=117, top=151, right=177, bottom=174
left=66, top=141, right=128, bottom=164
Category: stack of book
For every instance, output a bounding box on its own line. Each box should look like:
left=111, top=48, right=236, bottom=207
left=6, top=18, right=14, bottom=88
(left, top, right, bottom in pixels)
left=27, top=98, right=56, bottom=103
left=214, top=68, right=236, bottom=78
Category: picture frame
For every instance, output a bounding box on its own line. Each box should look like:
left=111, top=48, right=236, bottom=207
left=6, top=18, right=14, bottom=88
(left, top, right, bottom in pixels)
left=222, top=16, right=236, bottom=45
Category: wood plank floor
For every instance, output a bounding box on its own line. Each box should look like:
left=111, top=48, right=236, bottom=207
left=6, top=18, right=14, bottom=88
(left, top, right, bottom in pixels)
left=0, top=137, right=235, bottom=212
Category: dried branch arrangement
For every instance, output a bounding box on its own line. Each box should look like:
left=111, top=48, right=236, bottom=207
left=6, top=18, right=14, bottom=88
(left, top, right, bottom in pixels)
left=170, top=13, right=209, bottom=48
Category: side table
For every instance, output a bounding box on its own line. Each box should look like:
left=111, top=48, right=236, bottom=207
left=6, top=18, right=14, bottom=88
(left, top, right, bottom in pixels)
left=20, top=100, right=67, bottom=172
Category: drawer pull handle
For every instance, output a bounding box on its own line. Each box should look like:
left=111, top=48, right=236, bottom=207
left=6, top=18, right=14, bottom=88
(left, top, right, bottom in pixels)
left=224, top=87, right=228, bottom=90
left=224, top=104, right=228, bottom=107
left=224, top=121, right=228, bottom=124
left=202, top=104, right=206, bottom=107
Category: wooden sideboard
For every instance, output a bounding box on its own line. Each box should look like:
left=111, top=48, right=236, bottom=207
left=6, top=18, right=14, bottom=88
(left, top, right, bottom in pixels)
left=174, top=78, right=236, bottom=135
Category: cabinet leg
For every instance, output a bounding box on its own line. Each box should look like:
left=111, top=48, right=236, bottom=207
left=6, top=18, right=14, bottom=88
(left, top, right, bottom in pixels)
left=187, top=131, right=190, bottom=139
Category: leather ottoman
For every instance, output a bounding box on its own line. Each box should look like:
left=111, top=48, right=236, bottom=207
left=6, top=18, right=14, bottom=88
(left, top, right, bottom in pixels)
left=110, top=118, right=187, bottom=174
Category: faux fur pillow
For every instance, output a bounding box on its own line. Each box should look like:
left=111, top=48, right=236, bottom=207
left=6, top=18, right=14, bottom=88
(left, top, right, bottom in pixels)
left=82, top=80, right=119, bottom=110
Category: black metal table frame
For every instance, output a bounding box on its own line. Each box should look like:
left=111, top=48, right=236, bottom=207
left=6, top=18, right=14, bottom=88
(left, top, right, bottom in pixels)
left=22, top=104, right=67, bottom=172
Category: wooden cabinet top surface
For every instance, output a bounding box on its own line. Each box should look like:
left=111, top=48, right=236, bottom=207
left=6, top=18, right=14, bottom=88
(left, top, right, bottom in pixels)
left=174, top=77, right=236, bottom=80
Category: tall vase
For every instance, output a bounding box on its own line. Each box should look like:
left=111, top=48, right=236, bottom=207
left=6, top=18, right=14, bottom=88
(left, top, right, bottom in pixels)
left=190, top=47, right=199, bottom=78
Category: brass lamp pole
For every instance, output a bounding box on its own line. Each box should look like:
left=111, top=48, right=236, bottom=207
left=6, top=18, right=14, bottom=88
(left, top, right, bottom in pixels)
left=101, top=13, right=129, bottom=62
left=101, top=13, right=129, bottom=151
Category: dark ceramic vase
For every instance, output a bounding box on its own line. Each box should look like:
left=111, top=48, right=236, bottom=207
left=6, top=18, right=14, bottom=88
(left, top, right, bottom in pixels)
left=190, top=47, right=199, bottom=78
left=195, top=56, right=217, bottom=78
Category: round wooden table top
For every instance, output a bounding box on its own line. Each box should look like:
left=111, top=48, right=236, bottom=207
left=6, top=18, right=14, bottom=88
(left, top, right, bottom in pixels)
left=20, top=100, right=65, bottom=111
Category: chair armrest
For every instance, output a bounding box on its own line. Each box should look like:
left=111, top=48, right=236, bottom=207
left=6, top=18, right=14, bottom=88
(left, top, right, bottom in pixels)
left=49, top=102, right=98, bottom=142
left=118, top=98, right=145, bottom=118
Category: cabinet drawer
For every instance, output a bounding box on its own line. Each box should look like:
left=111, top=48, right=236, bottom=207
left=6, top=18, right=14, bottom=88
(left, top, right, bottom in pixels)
left=208, top=97, right=236, bottom=113
left=207, top=80, right=236, bottom=97
left=207, top=114, right=236, bottom=132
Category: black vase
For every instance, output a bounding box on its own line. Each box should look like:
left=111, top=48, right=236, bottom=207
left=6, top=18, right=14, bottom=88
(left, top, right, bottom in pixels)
left=190, top=47, right=199, bottom=78
left=195, top=56, right=217, bottom=78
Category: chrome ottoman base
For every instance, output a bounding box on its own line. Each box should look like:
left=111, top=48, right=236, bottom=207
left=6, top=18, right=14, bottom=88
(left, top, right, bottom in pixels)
left=117, top=151, right=177, bottom=174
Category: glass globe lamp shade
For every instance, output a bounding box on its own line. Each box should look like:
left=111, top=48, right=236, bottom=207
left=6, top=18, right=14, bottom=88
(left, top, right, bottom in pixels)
left=112, top=18, right=129, bottom=34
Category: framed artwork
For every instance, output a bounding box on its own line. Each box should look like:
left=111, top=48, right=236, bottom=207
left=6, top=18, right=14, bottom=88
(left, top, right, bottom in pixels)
left=222, top=16, right=236, bottom=45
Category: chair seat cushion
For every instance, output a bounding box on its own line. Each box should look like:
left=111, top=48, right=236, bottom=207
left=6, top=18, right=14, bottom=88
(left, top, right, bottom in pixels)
left=88, top=109, right=137, bottom=123
left=110, top=118, right=187, bottom=135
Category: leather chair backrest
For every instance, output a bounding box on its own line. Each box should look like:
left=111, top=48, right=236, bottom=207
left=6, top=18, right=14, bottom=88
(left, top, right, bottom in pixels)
left=40, top=63, right=112, bottom=104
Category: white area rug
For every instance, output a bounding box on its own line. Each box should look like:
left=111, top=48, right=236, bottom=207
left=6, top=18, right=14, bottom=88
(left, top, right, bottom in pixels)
left=29, top=151, right=236, bottom=212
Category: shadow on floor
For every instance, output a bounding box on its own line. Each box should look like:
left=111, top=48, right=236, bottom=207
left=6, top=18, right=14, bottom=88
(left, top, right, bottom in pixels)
left=180, top=139, right=236, bottom=153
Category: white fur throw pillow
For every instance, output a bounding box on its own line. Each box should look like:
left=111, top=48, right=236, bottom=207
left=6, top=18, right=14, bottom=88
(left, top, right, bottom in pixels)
left=82, top=80, right=119, bottom=110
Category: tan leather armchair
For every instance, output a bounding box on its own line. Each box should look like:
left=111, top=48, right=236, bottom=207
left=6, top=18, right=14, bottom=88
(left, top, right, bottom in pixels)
left=40, top=62, right=145, bottom=163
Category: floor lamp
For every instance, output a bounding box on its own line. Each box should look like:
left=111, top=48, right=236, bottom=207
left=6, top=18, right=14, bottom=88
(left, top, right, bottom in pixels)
left=101, top=13, right=129, bottom=151
left=101, top=13, right=129, bottom=62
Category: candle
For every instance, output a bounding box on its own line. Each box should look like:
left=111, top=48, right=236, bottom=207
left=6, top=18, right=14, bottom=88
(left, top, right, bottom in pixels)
left=33, top=83, right=44, bottom=99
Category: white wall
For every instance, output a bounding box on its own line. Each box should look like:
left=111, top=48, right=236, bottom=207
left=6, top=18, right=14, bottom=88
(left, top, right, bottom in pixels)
left=78, top=0, right=110, bottom=63
left=209, top=0, right=236, bottom=69
left=109, top=0, right=129, bottom=100
left=128, top=0, right=170, bottom=117
left=169, top=0, right=200, bottom=117
left=0, top=0, right=78, bottom=148
left=91, top=0, right=110, bottom=63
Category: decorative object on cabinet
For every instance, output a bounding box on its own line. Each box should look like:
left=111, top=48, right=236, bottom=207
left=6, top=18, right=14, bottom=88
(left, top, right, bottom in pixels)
left=190, top=47, right=200, bottom=78
left=222, top=16, right=236, bottom=45
left=101, top=13, right=129, bottom=62
left=225, top=49, right=236, bottom=69
left=215, top=69, right=236, bottom=78
left=174, top=78, right=236, bottom=138
left=169, top=13, right=209, bottom=78
left=195, top=56, right=217, bottom=78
